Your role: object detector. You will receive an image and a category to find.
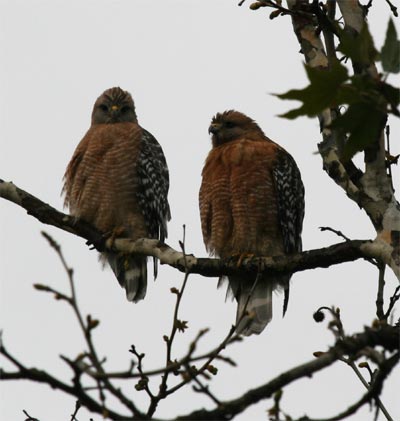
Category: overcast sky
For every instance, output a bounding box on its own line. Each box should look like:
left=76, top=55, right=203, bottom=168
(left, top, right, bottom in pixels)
left=1, top=1, right=399, bottom=420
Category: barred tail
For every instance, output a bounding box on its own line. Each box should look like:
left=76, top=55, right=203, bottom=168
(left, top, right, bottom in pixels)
left=106, top=252, right=147, bottom=302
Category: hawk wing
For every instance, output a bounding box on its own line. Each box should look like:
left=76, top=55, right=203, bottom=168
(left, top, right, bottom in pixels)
left=273, top=149, right=305, bottom=254
left=136, top=128, right=171, bottom=243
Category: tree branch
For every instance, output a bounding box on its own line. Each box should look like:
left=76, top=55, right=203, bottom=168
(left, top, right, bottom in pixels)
left=1, top=179, right=395, bottom=279
left=294, top=352, right=398, bottom=421
left=0, top=341, right=135, bottom=420
left=3, top=323, right=397, bottom=421
left=175, top=324, right=399, bottom=420
left=283, top=1, right=400, bottom=278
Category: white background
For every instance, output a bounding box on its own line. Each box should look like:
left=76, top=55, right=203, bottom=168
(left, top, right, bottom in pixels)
left=1, top=1, right=399, bottom=420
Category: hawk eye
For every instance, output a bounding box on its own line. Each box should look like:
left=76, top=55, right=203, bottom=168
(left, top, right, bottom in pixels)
left=98, top=104, right=108, bottom=112
left=120, top=106, right=130, bottom=113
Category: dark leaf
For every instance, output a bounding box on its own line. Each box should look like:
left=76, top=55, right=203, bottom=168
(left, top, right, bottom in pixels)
left=277, top=61, right=348, bottom=118
left=335, top=84, right=363, bottom=106
left=381, top=19, right=400, bottom=73
left=331, top=103, right=386, bottom=160
left=337, top=23, right=378, bottom=67
left=175, top=319, right=188, bottom=332
left=380, top=82, right=400, bottom=116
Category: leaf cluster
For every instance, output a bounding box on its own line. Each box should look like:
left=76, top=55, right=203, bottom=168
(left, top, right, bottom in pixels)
left=277, top=20, right=400, bottom=160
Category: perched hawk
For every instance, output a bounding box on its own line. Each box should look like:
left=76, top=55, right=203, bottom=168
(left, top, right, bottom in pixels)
left=199, top=110, right=304, bottom=335
left=63, top=87, right=171, bottom=302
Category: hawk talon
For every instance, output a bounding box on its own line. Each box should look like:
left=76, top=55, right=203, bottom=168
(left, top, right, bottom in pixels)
left=236, top=253, right=255, bottom=267
left=225, top=253, right=255, bottom=267
left=86, top=231, right=112, bottom=252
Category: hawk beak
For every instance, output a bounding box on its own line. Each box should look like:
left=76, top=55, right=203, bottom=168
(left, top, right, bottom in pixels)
left=208, top=123, right=221, bottom=135
left=110, top=105, right=119, bottom=118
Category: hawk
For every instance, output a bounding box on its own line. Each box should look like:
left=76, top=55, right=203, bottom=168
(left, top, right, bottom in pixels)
left=199, top=110, right=304, bottom=335
left=63, top=87, right=171, bottom=302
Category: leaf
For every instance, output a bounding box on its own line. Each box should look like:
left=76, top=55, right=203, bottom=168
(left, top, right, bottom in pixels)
left=380, top=82, right=400, bottom=116
left=381, top=19, right=400, bottom=73
left=276, top=61, right=349, bottom=118
left=331, top=103, right=386, bottom=160
left=175, top=319, right=188, bottom=332
left=335, top=83, right=367, bottom=106
left=337, top=23, right=378, bottom=67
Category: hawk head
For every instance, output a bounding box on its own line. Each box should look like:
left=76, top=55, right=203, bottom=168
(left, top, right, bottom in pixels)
left=208, top=110, right=265, bottom=147
left=91, top=87, right=137, bottom=125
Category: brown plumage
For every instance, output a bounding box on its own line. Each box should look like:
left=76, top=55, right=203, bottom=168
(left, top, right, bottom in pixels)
left=63, top=87, right=170, bottom=302
left=199, top=110, right=304, bottom=335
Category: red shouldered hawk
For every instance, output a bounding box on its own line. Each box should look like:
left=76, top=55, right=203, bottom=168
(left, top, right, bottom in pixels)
left=63, top=87, right=171, bottom=302
left=199, top=110, right=304, bottom=335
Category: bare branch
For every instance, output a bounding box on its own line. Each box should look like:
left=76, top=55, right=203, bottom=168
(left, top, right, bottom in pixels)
left=319, top=226, right=350, bottom=242
left=0, top=341, right=133, bottom=420
left=23, top=410, right=40, bottom=421
left=384, top=0, right=398, bottom=17
left=293, top=352, right=398, bottom=421
left=2, top=312, right=398, bottom=421
left=175, top=324, right=399, bottom=420
left=313, top=305, right=394, bottom=420
left=385, top=285, right=400, bottom=320
left=70, top=400, right=81, bottom=421
left=40, top=232, right=145, bottom=418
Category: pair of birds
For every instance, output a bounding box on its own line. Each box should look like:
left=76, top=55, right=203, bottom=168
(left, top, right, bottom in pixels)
left=63, top=87, right=305, bottom=336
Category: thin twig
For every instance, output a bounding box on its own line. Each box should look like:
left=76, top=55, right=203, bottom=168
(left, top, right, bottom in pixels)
left=319, top=226, right=350, bottom=241
left=384, top=0, right=398, bottom=17
left=340, top=357, right=393, bottom=421
left=192, top=376, right=221, bottom=406
left=315, top=306, right=394, bottom=420
left=1, top=343, right=131, bottom=420
left=40, top=232, right=144, bottom=418
left=376, top=263, right=386, bottom=320
left=70, top=400, right=81, bottom=421
left=23, top=410, right=40, bottom=421
left=146, top=225, right=192, bottom=417
left=165, top=325, right=241, bottom=397
left=296, top=353, right=398, bottom=421
left=385, top=285, right=400, bottom=320
left=385, top=126, right=395, bottom=193
left=254, top=0, right=313, bottom=17
left=129, top=345, right=155, bottom=399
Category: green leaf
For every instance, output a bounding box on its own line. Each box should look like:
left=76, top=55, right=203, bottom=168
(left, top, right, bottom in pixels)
left=381, top=19, right=400, bottom=73
left=337, top=76, right=399, bottom=116
left=337, top=23, right=378, bottom=67
left=276, top=61, right=348, bottom=118
left=331, top=103, right=386, bottom=160
left=380, top=82, right=400, bottom=116
left=335, top=84, right=363, bottom=106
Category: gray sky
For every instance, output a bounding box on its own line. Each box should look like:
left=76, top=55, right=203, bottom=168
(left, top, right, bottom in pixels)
left=1, top=1, right=399, bottom=420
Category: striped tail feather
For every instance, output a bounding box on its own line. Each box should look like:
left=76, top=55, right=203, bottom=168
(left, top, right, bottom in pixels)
left=233, top=276, right=273, bottom=336
left=106, top=252, right=147, bottom=302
